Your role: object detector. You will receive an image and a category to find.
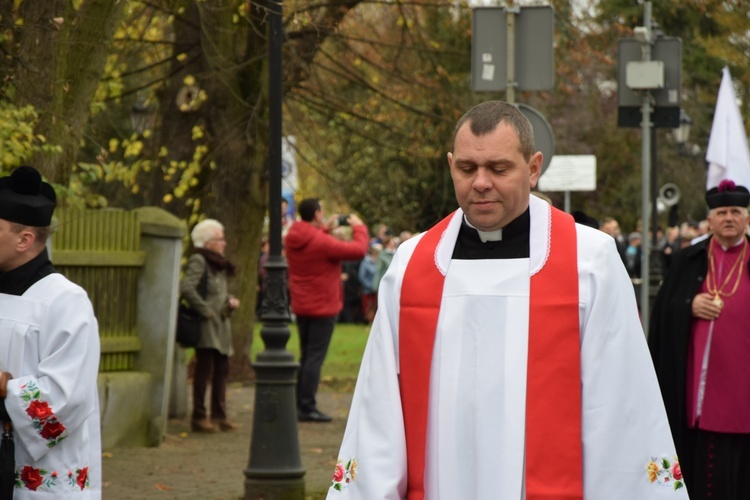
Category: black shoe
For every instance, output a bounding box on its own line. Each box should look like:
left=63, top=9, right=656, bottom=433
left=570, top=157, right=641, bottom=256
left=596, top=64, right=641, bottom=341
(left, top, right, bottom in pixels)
left=298, top=409, right=332, bottom=423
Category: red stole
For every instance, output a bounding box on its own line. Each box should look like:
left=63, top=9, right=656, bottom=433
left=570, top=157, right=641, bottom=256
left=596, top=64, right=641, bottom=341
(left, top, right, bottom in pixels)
left=399, top=207, right=583, bottom=500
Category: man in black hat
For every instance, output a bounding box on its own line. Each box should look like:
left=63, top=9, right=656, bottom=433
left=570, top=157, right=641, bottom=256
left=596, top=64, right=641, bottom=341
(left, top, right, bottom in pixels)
left=650, top=179, right=750, bottom=499
left=0, top=166, right=102, bottom=498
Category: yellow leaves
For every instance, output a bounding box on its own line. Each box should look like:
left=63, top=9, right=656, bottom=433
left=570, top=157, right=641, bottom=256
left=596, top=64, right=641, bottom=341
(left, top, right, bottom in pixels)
left=77, top=162, right=105, bottom=181
left=183, top=75, right=196, bottom=86
left=163, top=193, right=174, bottom=203
left=191, top=126, right=205, bottom=141
left=108, top=138, right=119, bottom=153
left=123, top=140, right=144, bottom=158
left=0, top=103, right=60, bottom=169
left=177, top=53, right=188, bottom=62
left=146, top=26, right=160, bottom=40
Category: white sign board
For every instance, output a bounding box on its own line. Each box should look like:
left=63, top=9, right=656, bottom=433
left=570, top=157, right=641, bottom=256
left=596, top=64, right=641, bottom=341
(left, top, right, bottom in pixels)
left=538, top=155, right=597, bottom=192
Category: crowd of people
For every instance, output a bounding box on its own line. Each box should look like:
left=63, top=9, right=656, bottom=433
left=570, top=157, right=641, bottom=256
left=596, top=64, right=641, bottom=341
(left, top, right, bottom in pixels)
left=597, top=214, right=714, bottom=300
left=333, top=223, right=414, bottom=325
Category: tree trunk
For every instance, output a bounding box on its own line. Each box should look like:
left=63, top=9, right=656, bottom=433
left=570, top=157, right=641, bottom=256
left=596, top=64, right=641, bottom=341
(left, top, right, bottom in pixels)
left=14, top=0, right=127, bottom=184
left=160, top=0, right=270, bottom=381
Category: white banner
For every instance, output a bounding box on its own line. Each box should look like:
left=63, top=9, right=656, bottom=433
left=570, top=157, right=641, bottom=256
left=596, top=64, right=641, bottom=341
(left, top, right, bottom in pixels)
left=705, top=67, right=750, bottom=189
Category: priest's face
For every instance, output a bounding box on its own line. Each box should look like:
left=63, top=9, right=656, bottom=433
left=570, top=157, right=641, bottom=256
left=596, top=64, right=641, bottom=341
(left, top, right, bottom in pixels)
left=448, top=122, right=542, bottom=232
left=0, top=218, right=35, bottom=272
left=707, top=206, right=750, bottom=246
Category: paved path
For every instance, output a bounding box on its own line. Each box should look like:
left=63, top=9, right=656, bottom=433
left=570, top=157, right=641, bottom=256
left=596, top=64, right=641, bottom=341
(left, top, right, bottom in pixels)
left=102, top=385, right=352, bottom=499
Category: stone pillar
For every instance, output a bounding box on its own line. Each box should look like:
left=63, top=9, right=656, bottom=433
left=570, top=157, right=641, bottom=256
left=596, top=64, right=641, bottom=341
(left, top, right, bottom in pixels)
left=132, top=207, right=186, bottom=445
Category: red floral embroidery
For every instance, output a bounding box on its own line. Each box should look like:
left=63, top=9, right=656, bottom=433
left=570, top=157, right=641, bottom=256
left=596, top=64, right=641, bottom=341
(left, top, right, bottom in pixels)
left=647, top=456, right=684, bottom=490
left=19, top=380, right=68, bottom=446
left=331, top=458, right=357, bottom=491
left=16, top=466, right=57, bottom=490
left=20, top=466, right=43, bottom=491
left=76, top=467, right=88, bottom=490
left=333, top=463, right=345, bottom=482
left=26, top=400, right=53, bottom=420
left=14, top=464, right=82, bottom=492
left=41, top=420, right=66, bottom=440
left=671, top=462, right=683, bottom=481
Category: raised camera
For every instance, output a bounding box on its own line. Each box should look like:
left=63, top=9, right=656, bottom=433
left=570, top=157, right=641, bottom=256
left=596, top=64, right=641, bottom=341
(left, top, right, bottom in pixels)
left=338, top=215, right=350, bottom=226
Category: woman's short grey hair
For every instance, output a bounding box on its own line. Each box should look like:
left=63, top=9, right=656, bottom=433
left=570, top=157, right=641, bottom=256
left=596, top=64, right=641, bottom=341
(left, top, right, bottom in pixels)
left=191, top=219, right=224, bottom=248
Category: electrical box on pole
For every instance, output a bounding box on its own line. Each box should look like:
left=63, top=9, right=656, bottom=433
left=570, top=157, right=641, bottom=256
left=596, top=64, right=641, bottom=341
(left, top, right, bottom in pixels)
left=617, top=37, right=682, bottom=128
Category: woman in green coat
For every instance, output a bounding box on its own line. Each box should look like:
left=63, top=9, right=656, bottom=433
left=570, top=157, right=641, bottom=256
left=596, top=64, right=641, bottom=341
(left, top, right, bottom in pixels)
left=180, top=219, right=240, bottom=433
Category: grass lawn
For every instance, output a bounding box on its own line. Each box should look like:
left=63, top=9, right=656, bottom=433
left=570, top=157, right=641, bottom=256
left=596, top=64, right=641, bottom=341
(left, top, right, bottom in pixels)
left=251, top=321, right=371, bottom=393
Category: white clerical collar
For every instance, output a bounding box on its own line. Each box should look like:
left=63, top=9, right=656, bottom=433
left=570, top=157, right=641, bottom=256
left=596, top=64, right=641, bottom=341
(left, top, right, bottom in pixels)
left=717, top=236, right=746, bottom=251
left=463, top=215, right=503, bottom=242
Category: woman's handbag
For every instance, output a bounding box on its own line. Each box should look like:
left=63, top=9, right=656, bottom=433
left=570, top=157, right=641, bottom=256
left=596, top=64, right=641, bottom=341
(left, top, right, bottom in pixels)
left=176, top=304, right=203, bottom=347
left=176, top=259, right=209, bottom=348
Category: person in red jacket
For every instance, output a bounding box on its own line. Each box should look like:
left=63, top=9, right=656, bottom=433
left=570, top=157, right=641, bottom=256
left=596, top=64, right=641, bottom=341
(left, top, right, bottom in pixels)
left=285, top=198, right=369, bottom=422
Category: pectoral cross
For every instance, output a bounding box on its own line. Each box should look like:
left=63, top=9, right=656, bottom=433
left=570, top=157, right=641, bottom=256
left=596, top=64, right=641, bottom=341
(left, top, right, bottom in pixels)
left=712, top=293, right=724, bottom=309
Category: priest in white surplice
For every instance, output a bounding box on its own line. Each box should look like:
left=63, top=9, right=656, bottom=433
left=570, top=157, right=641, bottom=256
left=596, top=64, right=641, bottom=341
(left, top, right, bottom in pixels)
left=0, top=166, right=101, bottom=499
left=327, top=101, right=688, bottom=499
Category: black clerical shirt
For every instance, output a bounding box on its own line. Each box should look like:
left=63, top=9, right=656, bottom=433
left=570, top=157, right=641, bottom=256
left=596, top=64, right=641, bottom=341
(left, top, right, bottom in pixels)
left=452, top=208, right=530, bottom=260
left=0, top=248, right=56, bottom=296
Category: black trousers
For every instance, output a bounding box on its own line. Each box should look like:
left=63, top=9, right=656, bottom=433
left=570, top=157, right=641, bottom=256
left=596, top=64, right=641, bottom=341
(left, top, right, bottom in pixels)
left=296, top=315, right=336, bottom=413
left=687, top=429, right=750, bottom=500
left=192, top=348, right=229, bottom=422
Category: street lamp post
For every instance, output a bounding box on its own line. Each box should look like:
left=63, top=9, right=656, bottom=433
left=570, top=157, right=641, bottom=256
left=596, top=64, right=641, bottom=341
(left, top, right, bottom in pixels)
left=673, top=110, right=693, bottom=154
left=244, top=0, right=306, bottom=496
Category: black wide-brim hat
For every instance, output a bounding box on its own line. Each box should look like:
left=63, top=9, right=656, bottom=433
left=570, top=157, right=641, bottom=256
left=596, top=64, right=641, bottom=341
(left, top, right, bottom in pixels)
left=705, top=180, right=750, bottom=209
left=0, top=166, right=56, bottom=227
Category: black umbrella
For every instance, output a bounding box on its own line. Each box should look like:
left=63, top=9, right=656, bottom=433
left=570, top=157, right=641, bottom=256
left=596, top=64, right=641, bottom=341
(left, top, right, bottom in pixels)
left=0, top=422, right=14, bottom=498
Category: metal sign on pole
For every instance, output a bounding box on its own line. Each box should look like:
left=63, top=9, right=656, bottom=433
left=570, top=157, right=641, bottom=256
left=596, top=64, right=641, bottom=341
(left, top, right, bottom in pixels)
left=616, top=1, right=683, bottom=331
left=627, top=2, right=656, bottom=333
left=538, top=155, right=597, bottom=212
left=617, top=37, right=682, bottom=129
left=471, top=6, right=554, bottom=94
left=471, top=5, right=556, bottom=173
left=518, top=103, right=555, bottom=176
